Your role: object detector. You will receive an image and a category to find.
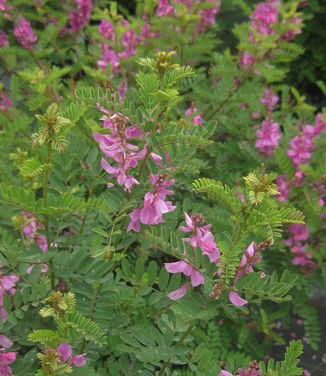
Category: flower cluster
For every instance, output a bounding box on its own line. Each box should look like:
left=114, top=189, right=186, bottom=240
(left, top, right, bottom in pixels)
left=38, top=343, right=86, bottom=373
left=219, top=360, right=261, bottom=376
left=228, top=241, right=268, bottom=307
left=157, top=0, right=221, bottom=33
left=98, top=20, right=139, bottom=74
left=288, top=114, right=326, bottom=179
left=255, top=88, right=280, bottom=157
left=0, top=90, right=12, bottom=113
left=0, top=30, right=8, bottom=48
left=165, top=212, right=219, bottom=300
left=56, top=343, right=86, bottom=368
left=69, top=0, right=93, bottom=34
left=239, top=0, right=301, bottom=69
left=185, top=103, right=203, bottom=126
left=94, top=107, right=147, bottom=192
left=284, top=224, right=315, bottom=269
left=0, top=0, right=13, bottom=18
left=22, top=211, right=48, bottom=253
left=0, top=269, right=19, bottom=324
left=0, top=335, right=16, bottom=376
left=128, top=174, right=175, bottom=232
left=13, top=16, right=37, bottom=51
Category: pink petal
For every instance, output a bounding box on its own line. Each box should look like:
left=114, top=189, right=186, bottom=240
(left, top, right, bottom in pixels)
left=168, top=284, right=188, bottom=300
left=165, top=261, right=189, bottom=274
left=229, top=291, right=248, bottom=307
left=72, top=354, right=86, bottom=367
left=219, top=371, right=233, bottom=376
left=101, top=158, right=117, bottom=174
left=57, top=343, right=72, bottom=362
left=0, top=335, right=13, bottom=349
left=190, top=270, right=204, bottom=287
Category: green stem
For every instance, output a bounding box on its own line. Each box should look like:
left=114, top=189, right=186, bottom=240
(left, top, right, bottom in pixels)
left=43, top=144, right=54, bottom=290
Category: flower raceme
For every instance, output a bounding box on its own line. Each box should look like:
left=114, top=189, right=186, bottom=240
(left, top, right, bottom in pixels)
left=94, top=106, right=147, bottom=192
left=239, top=0, right=302, bottom=69
left=13, top=16, right=37, bottom=51
left=165, top=213, right=219, bottom=300
left=255, top=88, right=280, bottom=157
left=69, top=0, right=93, bottom=34
left=287, top=114, right=326, bottom=177
left=0, top=269, right=19, bottom=324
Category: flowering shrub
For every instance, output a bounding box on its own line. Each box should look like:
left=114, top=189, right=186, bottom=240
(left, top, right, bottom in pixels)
left=0, top=0, right=325, bottom=375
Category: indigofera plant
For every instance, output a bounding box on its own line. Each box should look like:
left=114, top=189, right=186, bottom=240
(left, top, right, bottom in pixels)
left=0, top=1, right=325, bottom=375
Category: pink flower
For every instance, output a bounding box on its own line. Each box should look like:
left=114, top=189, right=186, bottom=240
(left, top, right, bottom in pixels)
left=260, top=89, right=279, bottom=113
left=95, top=108, right=146, bottom=191
left=157, top=0, right=175, bottom=17
left=251, top=1, right=280, bottom=37
left=0, top=350, right=16, bottom=376
left=128, top=174, right=175, bottom=230
left=22, top=212, right=48, bottom=253
left=180, top=213, right=220, bottom=263
left=0, top=336, right=12, bottom=349
left=119, top=30, right=139, bottom=59
left=0, top=92, right=12, bottom=113
left=14, top=17, right=37, bottom=51
left=0, top=31, right=8, bottom=48
left=276, top=176, right=290, bottom=202
left=219, top=371, right=233, bottom=376
left=165, top=260, right=204, bottom=287
left=185, top=104, right=203, bottom=125
left=193, top=115, right=202, bottom=126
left=98, top=45, right=120, bottom=73
left=165, top=213, right=220, bottom=300
left=167, top=284, right=188, bottom=300
left=198, top=0, right=221, bottom=32
left=69, top=0, right=93, bottom=33
left=255, top=119, right=280, bottom=157
left=57, top=343, right=86, bottom=368
left=98, top=20, right=114, bottom=41
left=229, top=291, right=248, bottom=306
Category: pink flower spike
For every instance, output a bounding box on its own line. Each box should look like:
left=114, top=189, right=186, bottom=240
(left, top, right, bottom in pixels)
left=229, top=291, right=248, bottom=307
left=168, top=284, right=188, bottom=300
left=57, top=343, right=72, bottom=362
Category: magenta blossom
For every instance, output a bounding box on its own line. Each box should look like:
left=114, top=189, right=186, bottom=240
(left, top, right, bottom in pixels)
left=0, top=31, right=8, bottom=48
left=255, top=119, right=280, bottom=157
left=22, top=211, right=48, bottom=253
left=0, top=92, right=12, bottom=113
left=98, top=45, right=120, bottom=73
left=98, top=20, right=114, bottom=41
left=119, top=30, right=139, bottom=59
left=276, top=176, right=290, bottom=203
left=229, top=291, right=248, bottom=307
left=198, top=0, right=221, bottom=32
left=157, top=0, right=175, bottom=17
left=69, top=0, right=92, bottom=33
left=14, top=17, right=37, bottom=51
left=128, top=174, right=175, bottom=231
left=56, top=343, right=86, bottom=368
left=165, top=213, right=219, bottom=300
left=94, top=107, right=146, bottom=191
left=185, top=104, right=203, bottom=126
left=0, top=349, right=16, bottom=376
